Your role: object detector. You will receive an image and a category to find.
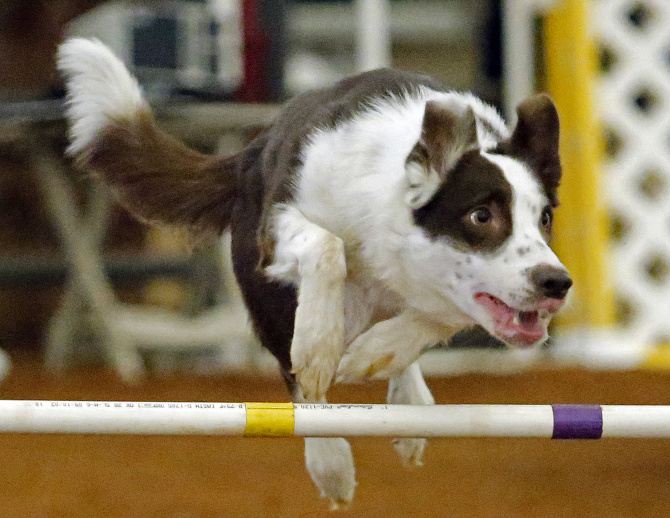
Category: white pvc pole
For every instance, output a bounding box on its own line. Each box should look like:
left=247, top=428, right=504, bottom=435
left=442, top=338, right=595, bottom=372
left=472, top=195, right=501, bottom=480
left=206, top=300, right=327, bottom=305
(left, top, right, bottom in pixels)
left=355, top=0, right=392, bottom=72
left=0, top=401, right=248, bottom=436
left=293, top=404, right=554, bottom=438
left=501, top=0, right=557, bottom=121
left=1, top=401, right=670, bottom=439
left=502, top=0, right=536, bottom=122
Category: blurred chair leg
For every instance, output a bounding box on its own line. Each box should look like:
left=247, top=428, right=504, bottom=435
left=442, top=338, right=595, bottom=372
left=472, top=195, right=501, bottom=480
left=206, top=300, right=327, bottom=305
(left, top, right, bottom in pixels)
left=215, top=231, right=255, bottom=370
left=31, top=145, right=144, bottom=381
left=44, top=279, right=85, bottom=372
left=0, top=348, right=10, bottom=382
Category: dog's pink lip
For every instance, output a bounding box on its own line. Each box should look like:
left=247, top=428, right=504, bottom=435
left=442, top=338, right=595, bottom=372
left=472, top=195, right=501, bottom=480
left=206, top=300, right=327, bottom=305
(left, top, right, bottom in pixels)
left=473, top=292, right=565, bottom=348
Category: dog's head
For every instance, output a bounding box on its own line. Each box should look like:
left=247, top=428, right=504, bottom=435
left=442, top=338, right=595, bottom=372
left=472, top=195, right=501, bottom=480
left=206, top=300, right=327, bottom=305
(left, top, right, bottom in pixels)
left=402, top=94, right=570, bottom=348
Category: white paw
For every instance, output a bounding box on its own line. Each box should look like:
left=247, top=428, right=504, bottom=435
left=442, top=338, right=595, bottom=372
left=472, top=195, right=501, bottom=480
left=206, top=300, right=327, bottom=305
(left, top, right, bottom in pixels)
left=387, top=363, right=434, bottom=468
left=291, top=310, right=344, bottom=400
left=336, top=329, right=419, bottom=383
left=304, top=437, right=357, bottom=510
left=292, top=344, right=341, bottom=401
left=393, top=438, right=427, bottom=466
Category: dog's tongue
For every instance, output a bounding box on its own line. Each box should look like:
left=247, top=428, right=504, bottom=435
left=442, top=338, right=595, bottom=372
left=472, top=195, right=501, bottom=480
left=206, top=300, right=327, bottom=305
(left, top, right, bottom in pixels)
left=516, top=310, right=541, bottom=333
left=474, top=293, right=544, bottom=346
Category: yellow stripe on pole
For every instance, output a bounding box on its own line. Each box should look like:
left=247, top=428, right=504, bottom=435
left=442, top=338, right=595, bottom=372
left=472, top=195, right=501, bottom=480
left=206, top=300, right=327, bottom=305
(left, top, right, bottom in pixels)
left=244, top=402, right=295, bottom=437
left=544, top=0, right=615, bottom=328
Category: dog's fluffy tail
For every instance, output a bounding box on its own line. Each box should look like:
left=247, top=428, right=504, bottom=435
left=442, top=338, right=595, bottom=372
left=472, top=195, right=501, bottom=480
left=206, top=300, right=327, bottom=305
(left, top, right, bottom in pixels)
left=58, top=38, right=238, bottom=238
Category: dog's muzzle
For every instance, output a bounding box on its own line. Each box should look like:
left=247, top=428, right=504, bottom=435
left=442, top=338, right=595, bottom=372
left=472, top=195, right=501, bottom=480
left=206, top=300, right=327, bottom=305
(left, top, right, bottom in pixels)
left=474, top=264, right=572, bottom=348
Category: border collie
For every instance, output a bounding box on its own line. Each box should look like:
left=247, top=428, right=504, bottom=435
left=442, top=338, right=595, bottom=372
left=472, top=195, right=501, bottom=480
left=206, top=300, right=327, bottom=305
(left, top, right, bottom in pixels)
left=58, top=38, right=571, bottom=508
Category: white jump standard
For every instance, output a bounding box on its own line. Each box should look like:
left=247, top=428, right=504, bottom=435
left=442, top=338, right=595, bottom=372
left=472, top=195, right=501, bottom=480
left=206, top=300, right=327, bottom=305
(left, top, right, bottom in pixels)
left=1, top=401, right=670, bottom=439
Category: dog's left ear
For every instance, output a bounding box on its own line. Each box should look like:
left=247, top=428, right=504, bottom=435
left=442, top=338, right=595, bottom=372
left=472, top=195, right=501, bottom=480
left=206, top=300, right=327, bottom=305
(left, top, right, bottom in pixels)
left=510, top=94, right=559, bottom=159
left=404, top=99, right=478, bottom=208
left=509, top=94, right=561, bottom=203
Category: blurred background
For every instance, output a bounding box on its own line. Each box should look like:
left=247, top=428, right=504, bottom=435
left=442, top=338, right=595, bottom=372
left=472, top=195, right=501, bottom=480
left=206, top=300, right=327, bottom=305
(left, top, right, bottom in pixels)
left=1, top=1, right=670, bottom=517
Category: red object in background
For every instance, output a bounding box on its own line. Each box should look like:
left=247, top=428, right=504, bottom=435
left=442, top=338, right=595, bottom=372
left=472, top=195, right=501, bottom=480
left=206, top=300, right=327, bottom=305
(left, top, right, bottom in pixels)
left=238, top=0, right=271, bottom=103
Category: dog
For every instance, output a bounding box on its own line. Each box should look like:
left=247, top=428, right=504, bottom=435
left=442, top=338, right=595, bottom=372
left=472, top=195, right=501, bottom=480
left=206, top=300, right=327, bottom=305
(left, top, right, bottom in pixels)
left=58, top=38, right=572, bottom=508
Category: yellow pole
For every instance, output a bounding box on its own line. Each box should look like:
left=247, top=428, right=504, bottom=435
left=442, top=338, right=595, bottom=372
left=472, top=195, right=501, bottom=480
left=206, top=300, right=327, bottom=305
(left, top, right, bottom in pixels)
left=544, top=0, right=615, bottom=328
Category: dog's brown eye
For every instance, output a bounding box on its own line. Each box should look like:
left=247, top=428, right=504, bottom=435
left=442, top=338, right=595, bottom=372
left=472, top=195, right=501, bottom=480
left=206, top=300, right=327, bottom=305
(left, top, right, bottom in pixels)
left=470, top=207, right=492, bottom=225
left=540, top=206, right=553, bottom=228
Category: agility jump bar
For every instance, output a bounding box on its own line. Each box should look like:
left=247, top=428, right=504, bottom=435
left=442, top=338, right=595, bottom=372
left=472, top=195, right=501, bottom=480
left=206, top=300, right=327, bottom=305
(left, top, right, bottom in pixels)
left=2, top=401, right=670, bottom=439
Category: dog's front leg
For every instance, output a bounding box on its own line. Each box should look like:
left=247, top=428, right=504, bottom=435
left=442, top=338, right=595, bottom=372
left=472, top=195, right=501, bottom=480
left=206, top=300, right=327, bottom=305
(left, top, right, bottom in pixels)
left=336, top=309, right=451, bottom=382
left=269, top=208, right=354, bottom=507
left=387, top=361, right=435, bottom=466
left=268, top=207, right=347, bottom=401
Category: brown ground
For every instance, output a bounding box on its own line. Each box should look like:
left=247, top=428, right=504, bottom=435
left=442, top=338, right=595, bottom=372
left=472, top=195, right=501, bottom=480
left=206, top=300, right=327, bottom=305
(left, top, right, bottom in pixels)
left=1, top=361, right=670, bottom=518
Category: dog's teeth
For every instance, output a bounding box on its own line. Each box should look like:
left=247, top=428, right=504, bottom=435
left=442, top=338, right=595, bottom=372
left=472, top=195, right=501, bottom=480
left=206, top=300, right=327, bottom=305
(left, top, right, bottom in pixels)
left=512, top=312, right=521, bottom=326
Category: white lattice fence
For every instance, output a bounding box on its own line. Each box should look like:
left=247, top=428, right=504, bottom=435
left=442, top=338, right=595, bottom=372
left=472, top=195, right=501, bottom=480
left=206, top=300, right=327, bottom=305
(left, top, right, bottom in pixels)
left=595, top=0, right=670, bottom=346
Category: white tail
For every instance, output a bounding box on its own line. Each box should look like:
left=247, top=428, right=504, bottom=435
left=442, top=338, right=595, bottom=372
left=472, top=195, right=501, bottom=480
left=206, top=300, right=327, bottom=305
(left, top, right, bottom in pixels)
left=57, top=38, right=147, bottom=155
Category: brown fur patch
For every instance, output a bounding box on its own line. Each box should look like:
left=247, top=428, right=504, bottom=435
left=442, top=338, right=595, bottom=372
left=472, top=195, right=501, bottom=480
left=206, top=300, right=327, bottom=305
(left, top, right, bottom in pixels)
left=81, top=109, right=240, bottom=242
left=493, top=94, right=562, bottom=206
left=414, top=100, right=478, bottom=175
left=364, top=353, right=395, bottom=378
left=413, top=151, right=513, bottom=252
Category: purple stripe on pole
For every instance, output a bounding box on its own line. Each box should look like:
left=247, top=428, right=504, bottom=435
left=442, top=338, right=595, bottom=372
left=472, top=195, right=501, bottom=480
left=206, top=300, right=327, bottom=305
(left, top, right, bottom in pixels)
left=551, top=404, right=603, bottom=439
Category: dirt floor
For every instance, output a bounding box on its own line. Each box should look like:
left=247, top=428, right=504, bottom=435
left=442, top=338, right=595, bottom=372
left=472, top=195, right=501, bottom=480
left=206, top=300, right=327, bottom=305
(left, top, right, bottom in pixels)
left=1, top=361, right=670, bottom=518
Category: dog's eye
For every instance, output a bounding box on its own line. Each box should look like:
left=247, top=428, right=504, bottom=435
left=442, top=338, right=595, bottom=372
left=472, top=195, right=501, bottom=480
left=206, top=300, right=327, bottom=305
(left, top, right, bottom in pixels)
left=540, top=206, right=553, bottom=228
left=470, top=207, right=492, bottom=225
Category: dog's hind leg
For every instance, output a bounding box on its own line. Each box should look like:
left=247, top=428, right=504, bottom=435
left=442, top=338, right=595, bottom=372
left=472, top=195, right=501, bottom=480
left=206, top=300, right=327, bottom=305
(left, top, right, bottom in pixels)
left=304, top=436, right=356, bottom=509
left=291, top=389, right=357, bottom=510
left=266, top=206, right=347, bottom=401
left=303, top=435, right=356, bottom=510
left=387, top=361, right=435, bottom=466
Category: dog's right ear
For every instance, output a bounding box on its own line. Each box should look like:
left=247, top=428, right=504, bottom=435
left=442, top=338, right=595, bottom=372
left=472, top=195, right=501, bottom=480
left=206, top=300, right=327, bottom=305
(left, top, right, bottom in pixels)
left=404, top=99, right=478, bottom=208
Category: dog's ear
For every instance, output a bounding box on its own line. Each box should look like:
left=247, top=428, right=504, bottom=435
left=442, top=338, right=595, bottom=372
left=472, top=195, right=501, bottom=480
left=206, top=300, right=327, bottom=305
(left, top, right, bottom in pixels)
left=510, top=94, right=559, bottom=159
left=404, top=99, right=478, bottom=208
left=509, top=94, right=561, bottom=204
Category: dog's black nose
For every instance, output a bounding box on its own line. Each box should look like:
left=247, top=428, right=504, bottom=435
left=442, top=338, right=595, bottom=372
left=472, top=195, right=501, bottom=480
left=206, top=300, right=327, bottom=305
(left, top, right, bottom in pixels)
left=529, top=265, right=572, bottom=299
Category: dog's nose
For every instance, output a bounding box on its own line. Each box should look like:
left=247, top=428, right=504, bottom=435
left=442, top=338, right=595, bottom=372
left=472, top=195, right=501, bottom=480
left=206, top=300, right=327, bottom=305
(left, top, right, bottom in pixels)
left=529, top=264, right=572, bottom=299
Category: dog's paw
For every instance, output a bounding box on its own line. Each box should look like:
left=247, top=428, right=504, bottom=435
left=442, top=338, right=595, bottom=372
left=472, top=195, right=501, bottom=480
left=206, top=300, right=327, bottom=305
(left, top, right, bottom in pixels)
left=336, top=333, right=418, bottom=383
left=304, top=437, right=357, bottom=510
left=292, top=348, right=340, bottom=401
left=291, top=309, right=344, bottom=400
left=392, top=437, right=427, bottom=467
left=336, top=314, right=436, bottom=383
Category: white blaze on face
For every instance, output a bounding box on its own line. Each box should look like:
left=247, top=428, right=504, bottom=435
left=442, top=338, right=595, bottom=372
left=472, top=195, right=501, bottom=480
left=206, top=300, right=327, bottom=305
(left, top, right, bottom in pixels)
left=463, top=152, right=567, bottom=347
left=485, top=152, right=564, bottom=279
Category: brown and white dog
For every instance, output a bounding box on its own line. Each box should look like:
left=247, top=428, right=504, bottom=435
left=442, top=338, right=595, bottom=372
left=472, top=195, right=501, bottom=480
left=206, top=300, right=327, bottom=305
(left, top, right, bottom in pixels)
left=58, top=38, right=572, bottom=508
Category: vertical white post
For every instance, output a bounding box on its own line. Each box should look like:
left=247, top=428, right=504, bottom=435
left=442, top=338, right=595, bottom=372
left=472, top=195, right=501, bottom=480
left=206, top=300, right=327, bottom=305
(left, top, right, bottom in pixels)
left=209, top=0, right=244, bottom=90
left=502, top=0, right=536, bottom=121
left=179, top=2, right=209, bottom=89
left=502, top=0, right=557, bottom=120
left=354, top=0, right=392, bottom=72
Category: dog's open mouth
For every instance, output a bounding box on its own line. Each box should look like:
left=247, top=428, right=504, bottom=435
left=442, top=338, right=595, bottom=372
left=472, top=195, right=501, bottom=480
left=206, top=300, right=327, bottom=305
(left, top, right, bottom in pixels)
left=473, top=292, right=564, bottom=347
